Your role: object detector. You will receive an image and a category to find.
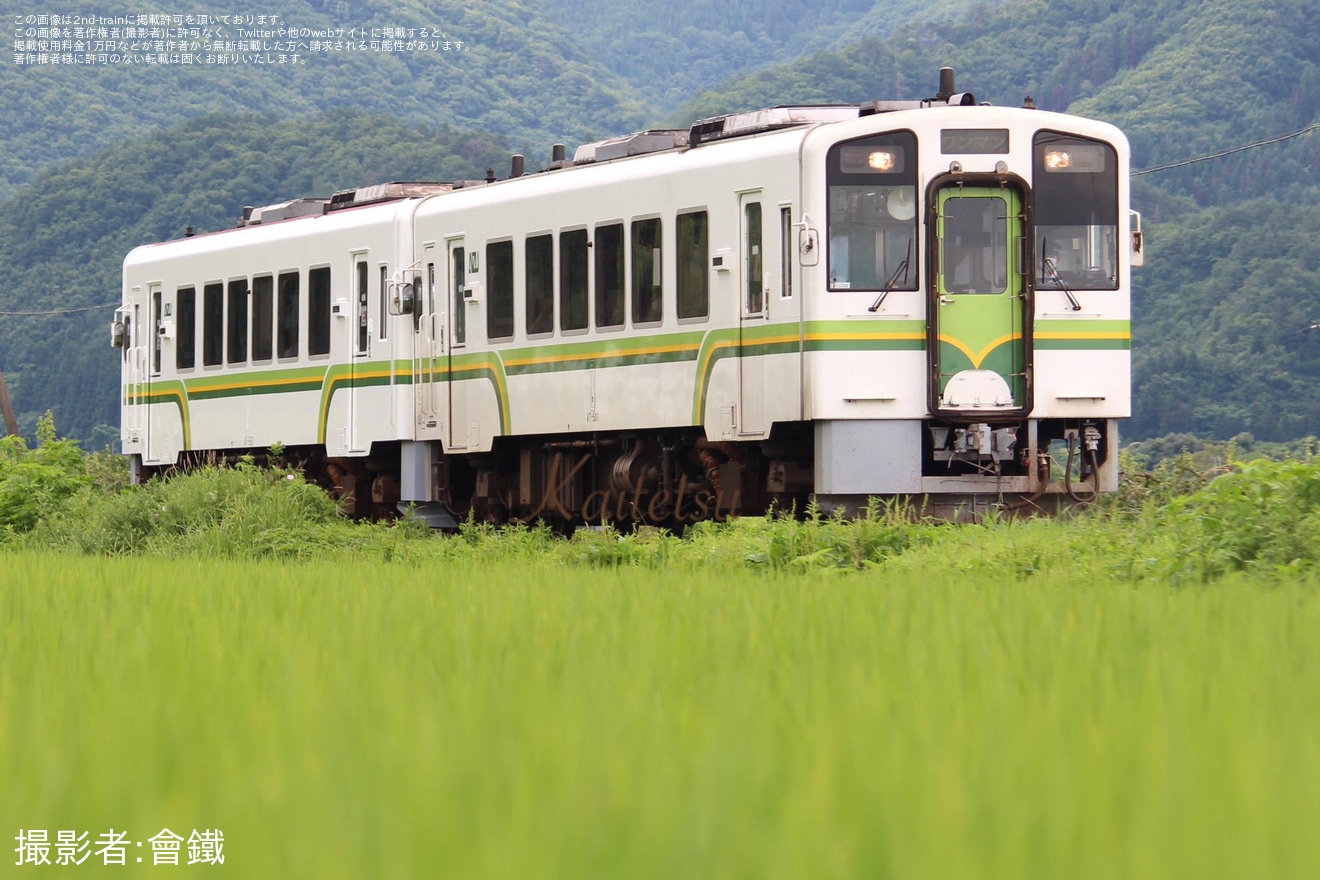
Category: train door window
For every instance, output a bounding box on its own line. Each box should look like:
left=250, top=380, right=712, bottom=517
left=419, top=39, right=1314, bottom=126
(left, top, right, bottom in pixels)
left=526, top=233, right=554, bottom=336
left=559, top=229, right=588, bottom=332
left=780, top=207, right=793, bottom=298
left=308, top=267, right=331, bottom=357
left=826, top=131, right=918, bottom=291
left=379, top=265, right=389, bottom=341
left=676, top=210, right=708, bottom=320
left=1033, top=131, right=1118, bottom=289
left=744, top=202, right=763, bottom=314
left=202, top=282, right=223, bottom=367
left=176, top=286, right=196, bottom=370
left=426, top=263, right=435, bottom=315
left=252, top=275, right=273, bottom=362
left=121, top=312, right=131, bottom=363
left=355, top=259, right=369, bottom=355
left=227, top=279, right=248, bottom=364
left=277, top=271, right=299, bottom=359
left=487, top=240, right=514, bottom=341
left=940, top=196, right=1009, bottom=293
left=151, top=287, right=162, bottom=375
left=451, top=246, right=466, bottom=346
left=595, top=222, right=625, bottom=329
left=631, top=218, right=662, bottom=326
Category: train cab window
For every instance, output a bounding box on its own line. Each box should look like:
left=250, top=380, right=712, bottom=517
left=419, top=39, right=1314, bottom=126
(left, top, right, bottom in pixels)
left=526, top=233, right=554, bottom=336
left=826, top=131, right=918, bottom=292
left=559, top=229, right=589, bottom=332
left=252, top=275, right=273, bottom=362
left=487, top=240, right=514, bottom=341
left=277, top=271, right=299, bottom=359
left=176, top=287, right=196, bottom=370
left=308, top=267, right=331, bottom=357
left=677, top=211, right=709, bottom=320
left=595, top=223, right=625, bottom=329
left=1034, top=132, right=1119, bottom=289
left=202, top=282, right=223, bottom=367
left=631, top=218, right=662, bottom=326
left=227, top=279, right=248, bottom=364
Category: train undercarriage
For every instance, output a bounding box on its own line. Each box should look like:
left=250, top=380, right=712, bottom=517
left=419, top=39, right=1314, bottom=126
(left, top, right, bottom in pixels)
left=156, top=416, right=1114, bottom=528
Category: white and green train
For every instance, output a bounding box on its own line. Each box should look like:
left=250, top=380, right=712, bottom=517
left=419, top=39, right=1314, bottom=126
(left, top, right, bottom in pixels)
left=117, top=70, right=1141, bottom=525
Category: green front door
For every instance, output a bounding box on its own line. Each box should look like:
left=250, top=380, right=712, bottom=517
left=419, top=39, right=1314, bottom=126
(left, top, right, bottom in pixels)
left=930, top=185, right=1030, bottom=417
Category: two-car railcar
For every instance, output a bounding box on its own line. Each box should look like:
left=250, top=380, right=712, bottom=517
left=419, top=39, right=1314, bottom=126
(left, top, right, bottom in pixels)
left=117, top=70, right=1141, bottom=524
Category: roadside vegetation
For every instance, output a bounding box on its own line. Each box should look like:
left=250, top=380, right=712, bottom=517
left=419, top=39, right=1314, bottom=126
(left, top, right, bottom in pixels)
left=5, top=414, right=1320, bottom=583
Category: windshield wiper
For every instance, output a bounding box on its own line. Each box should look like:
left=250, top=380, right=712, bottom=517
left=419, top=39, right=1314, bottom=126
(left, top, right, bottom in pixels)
left=1041, top=237, right=1083, bottom=311
left=868, top=238, right=912, bottom=313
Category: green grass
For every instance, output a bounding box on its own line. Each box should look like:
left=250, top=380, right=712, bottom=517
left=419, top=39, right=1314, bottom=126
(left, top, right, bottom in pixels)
left=4, top=551, right=1319, bottom=878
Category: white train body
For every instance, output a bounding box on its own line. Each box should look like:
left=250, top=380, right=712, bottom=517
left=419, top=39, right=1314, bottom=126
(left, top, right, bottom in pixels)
left=120, top=73, right=1138, bottom=522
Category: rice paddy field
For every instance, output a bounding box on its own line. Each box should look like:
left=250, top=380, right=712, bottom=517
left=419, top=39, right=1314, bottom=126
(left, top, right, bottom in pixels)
left=4, top=548, right=1320, bottom=879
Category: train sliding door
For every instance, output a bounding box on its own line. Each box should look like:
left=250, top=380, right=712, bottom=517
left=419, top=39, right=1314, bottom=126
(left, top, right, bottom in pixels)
left=928, top=184, right=1032, bottom=418
left=414, top=244, right=445, bottom=441
left=738, top=192, right=768, bottom=436
left=446, top=238, right=469, bottom=450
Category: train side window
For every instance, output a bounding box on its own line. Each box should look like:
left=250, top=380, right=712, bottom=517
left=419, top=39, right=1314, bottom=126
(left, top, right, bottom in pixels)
left=252, top=275, right=273, bottom=362
left=559, top=229, right=588, bottom=332
left=308, top=267, right=331, bottom=357
left=202, top=282, right=223, bottom=367
left=631, top=218, right=662, bottom=326
left=780, top=207, right=793, bottom=299
left=487, top=240, right=514, bottom=341
left=277, top=271, right=299, bottom=359
left=227, top=279, right=248, bottom=364
left=526, top=233, right=554, bottom=336
left=677, top=210, right=709, bottom=320
left=595, top=222, right=625, bottom=329
left=176, top=286, right=196, bottom=370
left=379, top=265, right=389, bottom=341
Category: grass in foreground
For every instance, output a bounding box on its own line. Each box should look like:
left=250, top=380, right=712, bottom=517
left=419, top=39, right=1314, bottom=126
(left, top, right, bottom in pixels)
left=3, top=552, right=1319, bottom=878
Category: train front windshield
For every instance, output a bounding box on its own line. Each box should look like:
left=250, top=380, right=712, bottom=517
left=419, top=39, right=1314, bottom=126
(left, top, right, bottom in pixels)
left=826, top=132, right=919, bottom=291
left=1033, top=132, right=1119, bottom=290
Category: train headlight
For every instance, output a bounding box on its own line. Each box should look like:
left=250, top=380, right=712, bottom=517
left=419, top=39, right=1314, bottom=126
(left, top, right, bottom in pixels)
left=868, top=150, right=897, bottom=171
left=1043, top=150, right=1071, bottom=170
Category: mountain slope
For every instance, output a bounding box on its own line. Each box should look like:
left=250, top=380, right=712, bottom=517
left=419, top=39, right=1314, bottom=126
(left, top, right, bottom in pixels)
left=0, top=0, right=649, bottom=201
left=0, top=111, right=511, bottom=441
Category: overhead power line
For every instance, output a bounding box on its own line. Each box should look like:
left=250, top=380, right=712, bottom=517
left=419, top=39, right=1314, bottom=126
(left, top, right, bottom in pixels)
left=1132, top=122, right=1320, bottom=176
left=0, top=301, right=118, bottom=316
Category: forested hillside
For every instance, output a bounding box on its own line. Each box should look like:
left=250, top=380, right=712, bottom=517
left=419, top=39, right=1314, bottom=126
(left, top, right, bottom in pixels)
left=537, top=0, right=973, bottom=110
left=2, top=0, right=1318, bottom=446
left=0, top=113, right=510, bottom=443
left=0, top=0, right=649, bottom=201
